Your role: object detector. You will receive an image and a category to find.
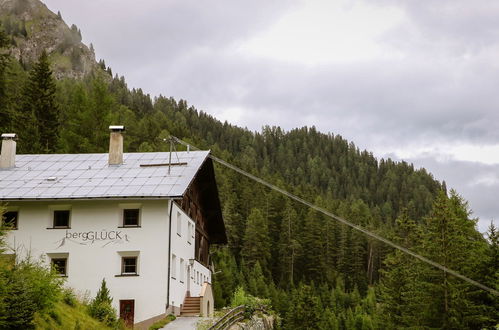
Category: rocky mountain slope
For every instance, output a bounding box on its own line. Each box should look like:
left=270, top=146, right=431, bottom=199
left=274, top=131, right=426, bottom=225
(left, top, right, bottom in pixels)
left=0, top=0, right=97, bottom=79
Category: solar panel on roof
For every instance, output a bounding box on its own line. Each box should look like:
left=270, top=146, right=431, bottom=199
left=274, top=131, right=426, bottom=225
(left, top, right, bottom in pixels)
left=0, top=151, right=209, bottom=199
left=57, top=187, right=78, bottom=195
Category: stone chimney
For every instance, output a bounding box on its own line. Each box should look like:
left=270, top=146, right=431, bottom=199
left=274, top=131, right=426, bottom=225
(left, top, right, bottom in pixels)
left=0, top=133, right=17, bottom=169
left=108, top=126, right=125, bottom=165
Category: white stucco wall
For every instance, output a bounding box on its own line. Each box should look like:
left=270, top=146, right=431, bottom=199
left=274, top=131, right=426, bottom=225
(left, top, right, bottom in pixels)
left=191, top=259, right=212, bottom=296
left=169, top=203, right=211, bottom=309
left=4, top=199, right=176, bottom=324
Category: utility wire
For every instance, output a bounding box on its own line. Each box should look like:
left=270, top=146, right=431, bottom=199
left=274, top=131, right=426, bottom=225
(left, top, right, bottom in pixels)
left=171, top=136, right=499, bottom=296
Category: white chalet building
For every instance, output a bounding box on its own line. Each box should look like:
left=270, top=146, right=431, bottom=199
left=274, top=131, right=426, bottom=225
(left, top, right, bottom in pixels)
left=0, top=127, right=227, bottom=328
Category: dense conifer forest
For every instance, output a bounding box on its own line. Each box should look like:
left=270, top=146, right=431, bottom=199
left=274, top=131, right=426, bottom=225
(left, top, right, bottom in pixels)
left=0, top=13, right=498, bottom=329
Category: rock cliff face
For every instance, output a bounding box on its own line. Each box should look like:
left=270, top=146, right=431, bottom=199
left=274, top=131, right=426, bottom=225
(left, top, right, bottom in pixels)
left=0, top=0, right=98, bottom=79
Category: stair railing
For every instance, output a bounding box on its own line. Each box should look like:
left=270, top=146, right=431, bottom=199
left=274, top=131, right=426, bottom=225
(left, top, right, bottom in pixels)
left=208, top=305, right=245, bottom=330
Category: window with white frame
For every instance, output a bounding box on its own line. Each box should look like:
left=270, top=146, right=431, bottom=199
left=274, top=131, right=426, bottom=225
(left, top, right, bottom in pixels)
left=118, top=203, right=142, bottom=227
left=116, top=251, right=140, bottom=276
left=171, top=254, right=177, bottom=279
left=48, top=205, right=71, bottom=229
left=47, top=253, right=69, bottom=277
left=176, top=211, right=182, bottom=236
left=121, top=257, right=138, bottom=275
left=180, top=258, right=185, bottom=283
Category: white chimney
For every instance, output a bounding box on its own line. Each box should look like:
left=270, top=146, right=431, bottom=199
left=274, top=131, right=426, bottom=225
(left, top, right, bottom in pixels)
left=0, top=133, right=17, bottom=169
left=108, top=125, right=125, bottom=165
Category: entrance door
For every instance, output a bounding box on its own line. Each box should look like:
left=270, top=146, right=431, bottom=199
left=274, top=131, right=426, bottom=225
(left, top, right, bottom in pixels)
left=120, top=300, right=135, bottom=327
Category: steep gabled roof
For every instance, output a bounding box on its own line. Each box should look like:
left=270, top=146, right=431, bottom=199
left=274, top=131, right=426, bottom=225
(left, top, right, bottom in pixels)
left=0, top=151, right=209, bottom=200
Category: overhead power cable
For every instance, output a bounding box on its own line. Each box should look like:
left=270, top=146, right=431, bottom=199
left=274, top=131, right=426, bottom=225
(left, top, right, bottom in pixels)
left=171, top=136, right=499, bottom=297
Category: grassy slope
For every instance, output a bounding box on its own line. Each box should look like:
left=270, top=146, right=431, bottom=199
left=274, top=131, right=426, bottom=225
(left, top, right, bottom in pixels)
left=33, top=300, right=112, bottom=330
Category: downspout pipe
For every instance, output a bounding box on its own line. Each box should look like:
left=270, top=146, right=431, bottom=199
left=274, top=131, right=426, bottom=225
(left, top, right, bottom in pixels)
left=166, top=199, right=174, bottom=312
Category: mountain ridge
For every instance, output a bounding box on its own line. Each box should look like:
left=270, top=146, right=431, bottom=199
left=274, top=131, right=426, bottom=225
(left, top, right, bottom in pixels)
left=0, top=0, right=97, bottom=79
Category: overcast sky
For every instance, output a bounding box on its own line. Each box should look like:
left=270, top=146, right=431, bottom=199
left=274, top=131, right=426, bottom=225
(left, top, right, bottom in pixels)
left=43, top=0, right=499, bottom=233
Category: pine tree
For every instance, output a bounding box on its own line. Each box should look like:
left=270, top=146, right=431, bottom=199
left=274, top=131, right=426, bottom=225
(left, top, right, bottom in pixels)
left=285, top=284, right=323, bottom=330
left=222, top=192, right=244, bottom=257
left=0, top=26, right=9, bottom=95
left=378, top=210, right=425, bottom=328
left=211, top=247, right=242, bottom=308
left=278, top=201, right=301, bottom=288
left=94, top=278, right=112, bottom=304
left=20, top=50, right=58, bottom=153
left=245, top=262, right=269, bottom=298
left=420, top=191, right=488, bottom=329
left=241, top=208, right=271, bottom=272
left=479, top=223, right=499, bottom=326
left=318, top=308, right=339, bottom=330
left=299, top=196, right=326, bottom=283
left=89, top=278, right=117, bottom=326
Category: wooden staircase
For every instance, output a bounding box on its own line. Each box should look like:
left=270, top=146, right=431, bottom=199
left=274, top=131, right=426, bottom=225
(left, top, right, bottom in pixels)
left=180, top=296, right=201, bottom=316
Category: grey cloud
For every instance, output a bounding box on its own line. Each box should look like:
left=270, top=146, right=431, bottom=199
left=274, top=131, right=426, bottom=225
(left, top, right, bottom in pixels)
left=146, top=48, right=499, bottom=148
left=376, top=0, right=499, bottom=54
left=44, top=0, right=297, bottom=82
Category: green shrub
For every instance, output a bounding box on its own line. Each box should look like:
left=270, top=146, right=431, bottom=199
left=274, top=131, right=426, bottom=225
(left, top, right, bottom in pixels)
left=0, top=259, right=64, bottom=329
left=114, top=318, right=126, bottom=330
left=149, top=314, right=176, bottom=330
left=89, top=302, right=117, bottom=326
left=48, top=310, right=62, bottom=324
left=230, top=286, right=270, bottom=309
left=62, top=288, right=77, bottom=307
left=88, top=279, right=117, bottom=327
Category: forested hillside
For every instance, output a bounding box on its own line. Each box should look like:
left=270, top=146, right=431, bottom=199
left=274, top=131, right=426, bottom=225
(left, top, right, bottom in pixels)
left=0, top=3, right=498, bottom=328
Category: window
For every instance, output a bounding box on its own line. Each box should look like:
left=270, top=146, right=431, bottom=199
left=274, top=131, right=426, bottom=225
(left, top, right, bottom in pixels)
left=2, top=211, right=18, bottom=229
left=118, top=203, right=142, bottom=228
left=171, top=254, right=177, bottom=279
left=116, top=251, right=139, bottom=277
left=176, top=211, right=181, bottom=236
left=121, top=257, right=138, bottom=275
left=180, top=258, right=185, bottom=283
left=123, top=209, right=140, bottom=227
left=53, top=210, right=70, bottom=228
left=187, top=223, right=193, bottom=244
left=51, top=258, right=67, bottom=276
